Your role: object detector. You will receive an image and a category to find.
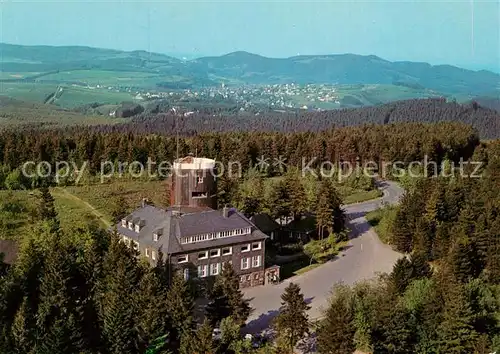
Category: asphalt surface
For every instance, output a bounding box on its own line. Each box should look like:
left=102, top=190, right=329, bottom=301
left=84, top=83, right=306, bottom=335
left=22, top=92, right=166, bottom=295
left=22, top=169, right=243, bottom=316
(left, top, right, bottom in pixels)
left=242, top=181, right=404, bottom=334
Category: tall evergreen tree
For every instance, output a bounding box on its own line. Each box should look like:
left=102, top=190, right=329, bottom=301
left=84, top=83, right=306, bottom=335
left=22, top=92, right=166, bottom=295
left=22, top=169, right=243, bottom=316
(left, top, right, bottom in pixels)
left=273, top=282, right=310, bottom=353
left=165, top=272, right=194, bottom=348
left=97, top=235, right=142, bottom=354
left=206, top=263, right=250, bottom=328
left=317, top=285, right=356, bottom=354
left=436, top=282, right=479, bottom=354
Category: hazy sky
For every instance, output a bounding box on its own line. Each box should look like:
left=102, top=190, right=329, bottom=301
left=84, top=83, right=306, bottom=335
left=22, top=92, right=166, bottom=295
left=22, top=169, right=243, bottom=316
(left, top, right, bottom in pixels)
left=1, top=0, right=499, bottom=71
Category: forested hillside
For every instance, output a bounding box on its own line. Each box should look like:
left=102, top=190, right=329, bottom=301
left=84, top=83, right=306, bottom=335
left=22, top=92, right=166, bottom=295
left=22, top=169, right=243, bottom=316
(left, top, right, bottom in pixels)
left=316, top=141, right=500, bottom=353
left=0, top=121, right=479, bottom=189
left=129, top=98, right=500, bottom=139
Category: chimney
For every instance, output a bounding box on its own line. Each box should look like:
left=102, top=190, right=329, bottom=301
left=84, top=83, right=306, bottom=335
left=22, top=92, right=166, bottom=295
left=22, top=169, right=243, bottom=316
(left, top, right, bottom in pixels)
left=142, top=198, right=147, bottom=208
left=223, top=205, right=229, bottom=218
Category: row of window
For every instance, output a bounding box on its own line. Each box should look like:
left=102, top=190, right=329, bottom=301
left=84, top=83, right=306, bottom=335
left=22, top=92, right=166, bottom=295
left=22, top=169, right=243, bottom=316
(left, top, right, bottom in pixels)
left=177, top=242, right=262, bottom=264
left=121, top=220, right=143, bottom=233
left=180, top=227, right=252, bottom=244
left=197, top=247, right=232, bottom=260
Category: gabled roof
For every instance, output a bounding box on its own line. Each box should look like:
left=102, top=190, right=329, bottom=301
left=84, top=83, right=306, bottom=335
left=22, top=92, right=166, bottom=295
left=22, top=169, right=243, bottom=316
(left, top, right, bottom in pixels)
left=250, top=213, right=281, bottom=233
left=115, top=204, right=267, bottom=255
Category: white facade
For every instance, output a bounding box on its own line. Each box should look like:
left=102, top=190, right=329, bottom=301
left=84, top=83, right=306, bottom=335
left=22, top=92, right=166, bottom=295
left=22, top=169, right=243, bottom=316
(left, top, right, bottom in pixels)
left=173, top=157, right=216, bottom=170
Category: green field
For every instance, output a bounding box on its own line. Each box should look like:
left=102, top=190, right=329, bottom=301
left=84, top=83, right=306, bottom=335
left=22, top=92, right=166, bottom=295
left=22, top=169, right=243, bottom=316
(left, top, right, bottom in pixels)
left=37, top=69, right=165, bottom=88
left=0, top=81, right=137, bottom=108
left=0, top=179, right=169, bottom=241
left=0, top=95, right=124, bottom=127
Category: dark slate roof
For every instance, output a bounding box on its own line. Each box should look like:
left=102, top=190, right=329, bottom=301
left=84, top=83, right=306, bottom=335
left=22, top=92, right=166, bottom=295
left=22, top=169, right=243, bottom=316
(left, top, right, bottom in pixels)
left=0, top=240, right=19, bottom=265
left=250, top=213, right=281, bottom=233
left=116, top=205, right=267, bottom=255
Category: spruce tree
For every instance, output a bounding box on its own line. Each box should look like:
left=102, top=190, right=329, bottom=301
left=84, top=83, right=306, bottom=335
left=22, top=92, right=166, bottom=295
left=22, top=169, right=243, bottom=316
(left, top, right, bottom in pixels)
left=390, top=257, right=414, bottom=295
left=316, top=285, right=356, bottom=354
left=98, top=235, right=142, bottom=354
left=436, top=282, right=478, bottom=354
left=206, top=263, right=250, bottom=328
left=191, top=319, right=215, bottom=354
left=136, top=267, right=172, bottom=352
left=165, top=272, right=194, bottom=347
left=273, top=282, right=310, bottom=352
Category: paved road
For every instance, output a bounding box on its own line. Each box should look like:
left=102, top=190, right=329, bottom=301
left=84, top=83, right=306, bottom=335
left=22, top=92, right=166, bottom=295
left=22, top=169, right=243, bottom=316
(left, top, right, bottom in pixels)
left=242, top=181, right=404, bottom=335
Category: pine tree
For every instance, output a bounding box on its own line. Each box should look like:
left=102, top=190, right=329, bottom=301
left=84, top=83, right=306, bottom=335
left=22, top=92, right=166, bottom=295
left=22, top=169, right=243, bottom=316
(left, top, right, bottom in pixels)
left=316, top=285, right=356, bottom=354
left=35, top=241, right=86, bottom=354
left=98, top=235, right=142, bottom=354
left=448, top=237, right=482, bottom=283
left=165, top=272, right=194, bottom=347
left=390, top=257, right=414, bottom=295
left=436, top=282, right=479, bottom=354
left=409, top=252, right=432, bottom=279
left=371, top=302, right=416, bottom=354
left=136, top=267, right=172, bottom=352
left=273, top=282, right=310, bottom=352
left=206, top=263, right=250, bottom=327
left=37, top=187, right=58, bottom=221
left=191, top=319, right=215, bottom=354
left=284, top=170, right=307, bottom=220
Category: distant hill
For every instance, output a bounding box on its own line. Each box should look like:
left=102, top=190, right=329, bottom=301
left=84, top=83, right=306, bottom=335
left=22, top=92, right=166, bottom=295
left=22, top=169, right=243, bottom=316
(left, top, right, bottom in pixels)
left=1, top=43, right=499, bottom=98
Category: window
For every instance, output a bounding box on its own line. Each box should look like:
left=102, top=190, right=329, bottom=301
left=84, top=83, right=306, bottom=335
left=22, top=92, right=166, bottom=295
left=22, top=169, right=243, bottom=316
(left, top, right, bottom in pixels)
left=178, top=255, right=188, bottom=263
left=210, top=263, right=220, bottom=276
left=252, top=242, right=262, bottom=250
left=210, top=249, right=220, bottom=258
left=183, top=268, right=189, bottom=280
left=128, top=221, right=133, bottom=230
left=153, top=233, right=158, bottom=242
left=241, top=244, right=250, bottom=253
left=241, top=257, right=250, bottom=270
left=121, top=219, right=127, bottom=227
left=151, top=250, right=156, bottom=260
left=122, top=236, right=130, bottom=246
left=135, top=224, right=140, bottom=233
left=252, top=255, right=261, bottom=268
left=222, top=247, right=232, bottom=256
left=198, top=251, right=208, bottom=260
left=254, top=273, right=260, bottom=280
left=198, top=264, right=208, bottom=277
left=192, top=192, right=207, bottom=198
left=145, top=248, right=149, bottom=257
left=133, top=241, right=139, bottom=251
left=197, top=176, right=204, bottom=184
left=270, top=231, right=274, bottom=240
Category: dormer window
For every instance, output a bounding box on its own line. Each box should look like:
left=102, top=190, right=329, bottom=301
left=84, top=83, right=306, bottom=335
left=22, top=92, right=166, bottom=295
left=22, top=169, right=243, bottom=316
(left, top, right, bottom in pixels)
left=128, top=222, right=133, bottom=230
left=153, top=228, right=162, bottom=242
left=135, top=224, right=140, bottom=233
left=121, top=219, right=127, bottom=227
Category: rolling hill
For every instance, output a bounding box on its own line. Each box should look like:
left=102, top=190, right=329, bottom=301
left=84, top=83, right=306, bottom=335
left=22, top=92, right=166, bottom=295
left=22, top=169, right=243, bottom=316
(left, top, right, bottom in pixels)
left=1, top=42, right=499, bottom=101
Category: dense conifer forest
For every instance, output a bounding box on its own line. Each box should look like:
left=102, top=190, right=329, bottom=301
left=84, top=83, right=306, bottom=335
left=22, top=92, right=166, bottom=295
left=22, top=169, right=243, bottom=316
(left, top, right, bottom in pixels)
left=125, top=98, right=499, bottom=139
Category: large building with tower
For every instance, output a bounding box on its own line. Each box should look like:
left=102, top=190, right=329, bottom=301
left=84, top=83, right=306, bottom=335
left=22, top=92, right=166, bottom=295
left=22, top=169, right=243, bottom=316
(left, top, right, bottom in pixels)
left=115, top=156, right=279, bottom=288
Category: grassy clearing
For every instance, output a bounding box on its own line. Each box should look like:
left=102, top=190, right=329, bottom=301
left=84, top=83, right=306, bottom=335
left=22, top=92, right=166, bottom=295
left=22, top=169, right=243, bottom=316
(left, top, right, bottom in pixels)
left=52, top=86, right=136, bottom=108
left=341, top=188, right=383, bottom=204
left=0, top=95, right=124, bottom=127
left=365, top=205, right=398, bottom=245
left=64, top=179, right=170, bottom=224
left=0, top=179, right=169, bottom=241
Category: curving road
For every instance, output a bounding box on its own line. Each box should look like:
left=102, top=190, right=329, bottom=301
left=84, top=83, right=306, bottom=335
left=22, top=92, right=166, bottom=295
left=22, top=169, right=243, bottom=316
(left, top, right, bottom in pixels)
left=243, top=180, right=404, bottom=334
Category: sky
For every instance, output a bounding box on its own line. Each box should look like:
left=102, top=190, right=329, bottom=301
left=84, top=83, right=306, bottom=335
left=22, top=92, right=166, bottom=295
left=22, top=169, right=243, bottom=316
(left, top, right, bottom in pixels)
left=1, top=0, right=499, bottom=71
